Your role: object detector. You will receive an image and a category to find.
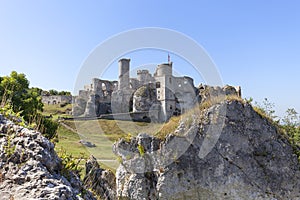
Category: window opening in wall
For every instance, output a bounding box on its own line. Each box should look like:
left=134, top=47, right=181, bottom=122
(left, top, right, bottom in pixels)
left=102, top=83, right=107, bottom=90
left=156, top=82, right=161, bottom=88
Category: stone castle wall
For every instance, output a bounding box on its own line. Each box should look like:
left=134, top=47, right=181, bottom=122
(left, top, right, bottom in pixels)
left=72, top=58, right=241, bottom=122
left=42, top=95, right=72, bottom=105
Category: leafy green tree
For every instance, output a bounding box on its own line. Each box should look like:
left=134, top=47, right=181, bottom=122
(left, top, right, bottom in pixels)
left=0, top=71, right=58, bottom=140
left=0, top=71, right=45, bottom=121
left=58, top=91, right=71, bottom=96
left=31, top=87, right=44, bottom=96
left=0, top=71, right=29, bottom=109
left=49, top=89, right=58, bottom=95
left=23, top=87, right=44, bottom=121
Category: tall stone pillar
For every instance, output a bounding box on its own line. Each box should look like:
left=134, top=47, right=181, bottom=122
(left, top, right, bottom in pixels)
left=118, top=58, right=130, bottom=90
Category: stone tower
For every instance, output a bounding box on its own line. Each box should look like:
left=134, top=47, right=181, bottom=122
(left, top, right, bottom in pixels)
left=111, top=58, right=133, bottom=113
left=118, top=58, right=130, bottom=90
left=156, top=62, right=172, bottom=77
left=154, top=62, right=176, bottom=121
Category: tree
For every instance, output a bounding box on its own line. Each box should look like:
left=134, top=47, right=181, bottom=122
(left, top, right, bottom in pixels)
left=0, top=71, right=45, bottom=121
left=22, top=87, right=44, bottom=121
left=0, top=71, right=58, bottom=140
left=49, top=89, right=58, bottom=95
left=0, top=71, right=29, bottom=109
left=58, top=91, right=71, bottom=96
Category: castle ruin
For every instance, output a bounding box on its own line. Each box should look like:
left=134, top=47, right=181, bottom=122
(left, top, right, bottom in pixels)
left=73, top=58, right=198, bottom=122
left=42, top=95, right=72, bottom=105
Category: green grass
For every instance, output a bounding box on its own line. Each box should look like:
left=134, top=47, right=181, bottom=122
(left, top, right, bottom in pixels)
left=56, top=119, right=164, bottom=171
left=55, top=125, right=89, bottom=156
left=42, top=103, right=72, bottom=120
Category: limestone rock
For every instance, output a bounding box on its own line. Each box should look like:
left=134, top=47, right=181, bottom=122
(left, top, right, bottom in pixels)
left=114, top=100, right=300, bottom=200
left=83, top=155, right=116, bottom=200
left=0, top=116, right=95, bottom=200
left=198, top=84, right=241, bottom=103
left=79, top=140, right=96, bottom=148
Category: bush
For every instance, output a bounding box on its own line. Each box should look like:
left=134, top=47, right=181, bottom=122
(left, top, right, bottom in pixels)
left=57, top=147, right=85, bottom=177
left=30, top=113, right=59, bottom=140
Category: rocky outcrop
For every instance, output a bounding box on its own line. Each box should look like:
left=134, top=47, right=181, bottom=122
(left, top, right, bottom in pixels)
left=0, top=115, right=95, bottom=200
left=198, top=84, right=241, bottom=103
left=83, top=155, right=116, bottom=200
left=113, top=100, right=300, bottom=199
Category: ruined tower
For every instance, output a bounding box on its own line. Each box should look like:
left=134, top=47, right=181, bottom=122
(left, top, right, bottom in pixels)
left=111, top=58, right=133, bottom=113
left=118, top=58, right=130, bottom=90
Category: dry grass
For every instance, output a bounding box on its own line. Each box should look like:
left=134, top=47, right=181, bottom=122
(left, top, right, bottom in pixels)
left=154, top=115, right=181, bottom=139
left=0, top=172, right=4, bottom=183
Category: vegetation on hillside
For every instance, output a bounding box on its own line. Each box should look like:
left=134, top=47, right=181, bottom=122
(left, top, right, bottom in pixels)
left=249, top=98, right=300, bottom=161
left=43, top=89, right=71, bottom=96
left=43, top=103, right=73, bottom=120
left=0, top=71, right=61, bottom=140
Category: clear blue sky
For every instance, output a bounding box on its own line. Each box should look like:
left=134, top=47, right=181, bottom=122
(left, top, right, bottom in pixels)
left=0, top=1, right=299, bottom=117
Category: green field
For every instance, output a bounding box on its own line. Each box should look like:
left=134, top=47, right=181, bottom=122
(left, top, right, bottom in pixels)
left=42, top=103, right=72, bottom=120
left=54, top=115, right=184, bottom=171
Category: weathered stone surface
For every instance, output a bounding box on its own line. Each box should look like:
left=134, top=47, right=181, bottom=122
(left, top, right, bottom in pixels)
left=133, top=85, right=158, bottom=112
left=114, top=100, right=300, bottom=200
left=83, top=155, right=116, bottom=200
left=0, top=117, right=95, bottom=200
left=79, top=140, right=96, bottom=147
left=198, top=84, right=241, bottom=103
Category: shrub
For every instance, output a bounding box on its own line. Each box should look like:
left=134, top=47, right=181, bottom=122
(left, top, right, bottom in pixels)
left=137, top=144, right=145, bottom=156
left=57, top=147, right=85, bottom=177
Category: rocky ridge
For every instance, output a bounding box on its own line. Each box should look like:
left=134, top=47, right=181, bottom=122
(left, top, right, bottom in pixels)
left=113, top=100, right=300, bottom=200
